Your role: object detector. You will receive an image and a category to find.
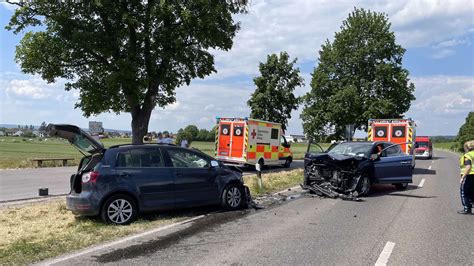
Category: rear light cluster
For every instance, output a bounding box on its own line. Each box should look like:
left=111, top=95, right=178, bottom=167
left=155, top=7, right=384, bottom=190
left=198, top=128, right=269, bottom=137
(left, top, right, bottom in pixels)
left=82, top=171, right=99, bottom=184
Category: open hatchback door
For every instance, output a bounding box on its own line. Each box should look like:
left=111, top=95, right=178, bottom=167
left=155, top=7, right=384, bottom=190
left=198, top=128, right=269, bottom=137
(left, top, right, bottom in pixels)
left=46, top=124, right=104, bottom=154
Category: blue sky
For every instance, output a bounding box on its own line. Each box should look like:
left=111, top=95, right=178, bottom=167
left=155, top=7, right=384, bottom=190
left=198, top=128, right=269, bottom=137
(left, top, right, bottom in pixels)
left=1, top=0, right=473, bottom=136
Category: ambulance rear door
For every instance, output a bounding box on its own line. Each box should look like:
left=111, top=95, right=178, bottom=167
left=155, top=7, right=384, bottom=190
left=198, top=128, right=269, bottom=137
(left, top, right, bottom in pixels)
left=372, top=122, right=389, bottom=142
left=390, top=122, right=409, bottom=154
left=230, top=121, right=245, bottom=159
left=217, top=121, right=232, bottom=157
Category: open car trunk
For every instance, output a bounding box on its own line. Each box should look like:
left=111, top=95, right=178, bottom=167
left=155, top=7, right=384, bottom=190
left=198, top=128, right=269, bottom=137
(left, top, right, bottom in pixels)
left=46, top=124, right=104, bottom=154
left=46, top=124, right=105, bottom=193
left=70, top=153, right=103, bottom=193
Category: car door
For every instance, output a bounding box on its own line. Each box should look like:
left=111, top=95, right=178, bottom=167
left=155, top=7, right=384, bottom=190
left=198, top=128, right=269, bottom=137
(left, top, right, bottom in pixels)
left=115, top=147, right=174, bottom=209
left=164, top=148, right=219, bottom=207
left=374, top=143, right=413, bottom=183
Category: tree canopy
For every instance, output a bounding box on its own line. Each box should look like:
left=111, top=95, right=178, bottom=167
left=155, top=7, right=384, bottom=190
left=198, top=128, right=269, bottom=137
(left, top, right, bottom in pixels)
left=301, top=8, right=415, bottom=141
left=456, top=112, right=474, bottom=151
left=7, top=1, right=246, bottom=144
left=247, top=51, right=304, bottom=131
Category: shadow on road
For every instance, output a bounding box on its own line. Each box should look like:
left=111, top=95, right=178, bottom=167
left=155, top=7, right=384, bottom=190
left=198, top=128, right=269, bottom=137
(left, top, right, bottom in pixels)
left=367, top=184, right=435, bottom=199
left=414, top=168, right=437, bottom=175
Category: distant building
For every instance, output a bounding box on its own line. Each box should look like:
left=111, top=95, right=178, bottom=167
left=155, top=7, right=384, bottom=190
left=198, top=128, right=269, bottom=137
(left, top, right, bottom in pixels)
left=13, top=130, right=24, bottom=136
left=32, top=130, right=45, bottom=137
left=0, top=131, right=4, bottom=136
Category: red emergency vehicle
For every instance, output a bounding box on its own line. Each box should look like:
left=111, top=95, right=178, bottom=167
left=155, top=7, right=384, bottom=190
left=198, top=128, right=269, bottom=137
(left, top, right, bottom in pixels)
left=367, top=118, right=416, bottom=156
left=414, top=136, right=433, bottom=159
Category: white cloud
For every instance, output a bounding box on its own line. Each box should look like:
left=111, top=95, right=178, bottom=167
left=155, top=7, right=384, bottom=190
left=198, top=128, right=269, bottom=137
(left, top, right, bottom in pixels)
left=149, top=83, right=253, bottom=131
left=390, top=0, right=474, bottom=47
left=431, top=49, right=455, bottom=59
left=433, top=39, right=470, bottom=49
left=1, top=1, right=473, bottom=136
left=6, top=79, right=54, bottom=99
left=207, top=0, right=474, bottom=79
left=405, top=75, right=474, bottom=135
left=430, top=38, right=471, bottom=59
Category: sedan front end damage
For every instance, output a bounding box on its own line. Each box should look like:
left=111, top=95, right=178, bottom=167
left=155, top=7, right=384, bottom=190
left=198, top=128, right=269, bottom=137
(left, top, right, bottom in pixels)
left=303, top=154, right=367, bottom=201
left=303, top=141, right=414, bottom=199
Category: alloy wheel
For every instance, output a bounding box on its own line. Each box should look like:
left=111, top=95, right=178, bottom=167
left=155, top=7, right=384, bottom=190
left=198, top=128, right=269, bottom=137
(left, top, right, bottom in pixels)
left=226, top=187, right=242, bottom=208
left=107, top=199, right=133, bottom=224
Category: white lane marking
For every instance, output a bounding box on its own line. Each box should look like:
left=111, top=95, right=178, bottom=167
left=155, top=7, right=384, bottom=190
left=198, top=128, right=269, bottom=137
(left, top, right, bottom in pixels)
left=431, top=160, right=434, bottom=163
left=39, top=215, right=206, bottom=265
left=418, top=178, right=426, bottom=188
left=375, top=241, right=396, bottom=266
left=428, top=165, right=432, bottom=170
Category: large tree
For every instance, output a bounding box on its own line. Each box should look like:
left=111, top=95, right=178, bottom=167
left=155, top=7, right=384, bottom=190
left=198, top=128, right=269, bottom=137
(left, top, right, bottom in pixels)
left=301, top=8, right=415, bottom=141
left=7, top=1, right=246, bottom=144
left=456, top=112, right=474, bottom=151
left=247, top=51, right=304, bottom=131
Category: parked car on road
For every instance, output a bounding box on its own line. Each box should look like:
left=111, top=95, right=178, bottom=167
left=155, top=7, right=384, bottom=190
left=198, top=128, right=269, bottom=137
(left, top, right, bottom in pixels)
left=47, top=124, right=249, bottom=225
left=303, top=141, right=414, bottom=196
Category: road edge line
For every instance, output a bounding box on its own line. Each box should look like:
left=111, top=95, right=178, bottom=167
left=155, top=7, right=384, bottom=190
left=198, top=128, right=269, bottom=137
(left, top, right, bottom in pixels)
left=37, top=214, right=206, bottom=266
left=375, top=241, right=396, bottom=266
left=418, top=178, right=426, bottom=188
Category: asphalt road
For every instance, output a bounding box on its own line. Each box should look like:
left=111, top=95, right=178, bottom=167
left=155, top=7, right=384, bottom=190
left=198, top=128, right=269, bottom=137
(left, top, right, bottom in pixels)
left=47, top=150, right=474, bottom=265
left=0, top=161, right=303, bottom=202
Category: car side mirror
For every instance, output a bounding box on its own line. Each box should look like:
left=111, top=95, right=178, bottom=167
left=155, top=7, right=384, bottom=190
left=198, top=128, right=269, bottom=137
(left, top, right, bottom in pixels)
left=414, top=142, right=419, bottom=149
left=370, top=153, right=380, bottom=161
left=210, top=160, right=219, bottom=168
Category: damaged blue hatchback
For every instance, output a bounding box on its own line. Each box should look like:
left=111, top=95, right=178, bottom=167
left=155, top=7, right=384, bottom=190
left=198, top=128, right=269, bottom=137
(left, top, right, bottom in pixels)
left=47, top=124, right=249, bottom=225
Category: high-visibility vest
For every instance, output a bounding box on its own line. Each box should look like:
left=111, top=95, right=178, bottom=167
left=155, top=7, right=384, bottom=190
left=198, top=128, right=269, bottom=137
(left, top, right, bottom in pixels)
left=460, top=151, right=474, bottom=175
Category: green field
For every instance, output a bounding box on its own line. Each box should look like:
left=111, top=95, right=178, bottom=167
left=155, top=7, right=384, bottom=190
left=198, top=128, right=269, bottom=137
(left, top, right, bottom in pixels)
left=0, top=137, right=132, bottom=169
left=433, top=142, right=457, bottom=151
left=0, top=137, right=313, bottom=169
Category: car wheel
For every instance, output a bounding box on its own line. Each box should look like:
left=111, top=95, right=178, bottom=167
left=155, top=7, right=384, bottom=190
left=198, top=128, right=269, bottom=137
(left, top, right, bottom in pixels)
left=283, top=157, right=292, bottom=168
left=394, top=183, right=408, bottom=190
left=357, top=176, right=372, bottom=196
left=101, top=194, right=137, bottom=225
left=221, top=183, right=245, bottom=211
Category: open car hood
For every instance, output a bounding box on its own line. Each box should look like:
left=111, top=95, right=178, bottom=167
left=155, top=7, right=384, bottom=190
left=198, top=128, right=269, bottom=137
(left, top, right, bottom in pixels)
left=46, top=124, right=104, bottom=154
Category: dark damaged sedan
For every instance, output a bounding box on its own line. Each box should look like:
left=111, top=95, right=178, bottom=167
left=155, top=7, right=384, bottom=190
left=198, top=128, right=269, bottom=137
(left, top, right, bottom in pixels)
left=303, top=141, right=413, bottom=197
left=47, top=124, right=249, bottom=225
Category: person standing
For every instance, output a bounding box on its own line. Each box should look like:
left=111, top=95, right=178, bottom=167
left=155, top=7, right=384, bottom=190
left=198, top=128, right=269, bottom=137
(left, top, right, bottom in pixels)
left=458, top=140, right=474, bottom=214
left=156, top=133, right=164, bottom=144
left=180, top=138, right=188, bottom=148
left=161, top=133, right=174, bottom=144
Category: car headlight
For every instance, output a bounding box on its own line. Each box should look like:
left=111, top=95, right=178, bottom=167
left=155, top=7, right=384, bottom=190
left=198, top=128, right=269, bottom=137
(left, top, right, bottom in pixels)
left=423, top=150, right=429, bottom=155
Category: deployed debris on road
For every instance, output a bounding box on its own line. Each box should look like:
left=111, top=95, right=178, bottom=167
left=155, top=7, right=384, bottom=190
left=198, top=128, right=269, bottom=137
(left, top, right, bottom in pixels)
left=244, top=186, right=265, bottom=209
left=301, top=182, right=362, bottom=201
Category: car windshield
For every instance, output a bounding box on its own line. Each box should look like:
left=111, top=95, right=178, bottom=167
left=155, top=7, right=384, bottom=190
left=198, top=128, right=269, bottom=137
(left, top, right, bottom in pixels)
left=416, top=141, right=429, bottom=147
left=328, top=142, right=373, bottom=157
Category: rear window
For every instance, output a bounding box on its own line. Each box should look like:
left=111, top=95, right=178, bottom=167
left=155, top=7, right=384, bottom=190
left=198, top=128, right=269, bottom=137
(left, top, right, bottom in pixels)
left=392, top=126, right=406, bottom=138
left=374, top=126, right=387, bottom=138
left=116, top=148, right=165, bottom=168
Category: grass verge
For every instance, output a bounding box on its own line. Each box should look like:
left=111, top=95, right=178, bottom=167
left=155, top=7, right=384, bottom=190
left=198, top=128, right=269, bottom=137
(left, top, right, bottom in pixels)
left=244, top=169, right=304, bottom=197
left=0, top=201, right=193, bottom=265
left=0, top=169, right=305, bottom=264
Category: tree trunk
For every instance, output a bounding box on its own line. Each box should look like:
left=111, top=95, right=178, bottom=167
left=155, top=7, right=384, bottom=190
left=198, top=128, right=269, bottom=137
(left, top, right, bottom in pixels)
left=131, top=106, right=153, bottom=145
